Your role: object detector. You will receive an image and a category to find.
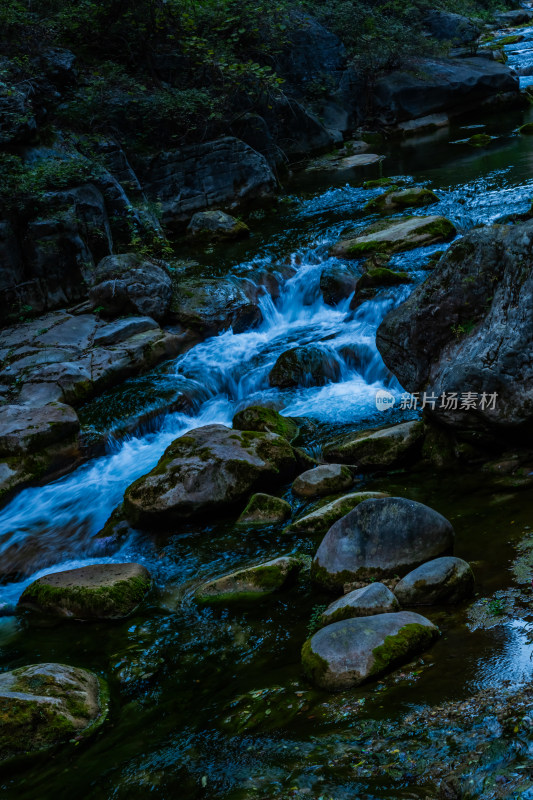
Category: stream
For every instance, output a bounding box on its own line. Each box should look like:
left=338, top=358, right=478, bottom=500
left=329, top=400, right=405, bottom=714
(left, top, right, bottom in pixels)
left=3, top=27, right=533, bottom=800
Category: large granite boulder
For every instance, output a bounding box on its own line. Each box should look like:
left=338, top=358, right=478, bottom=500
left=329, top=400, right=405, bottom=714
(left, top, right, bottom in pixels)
left=89, top=253, right=172, bottom=321
left=18, top=563, right=151, bottom=620
left=302, top=611, right=439, bottom=690
left=0, top=663, right=108, bottom=763
left=371, top=58, right=519, bottom=125
left=140, top=137, right=276, bottom=227
left=170, top=277, right=261, bottom=334
left=124, top=424, right=298, bottom=527
left=394, top=556, right=475, bottom=605
left=311, top=496, right=454, bottom=590
left=376, top=220, right=533, bottom=436
left=320, top=582, right=399, bottom=626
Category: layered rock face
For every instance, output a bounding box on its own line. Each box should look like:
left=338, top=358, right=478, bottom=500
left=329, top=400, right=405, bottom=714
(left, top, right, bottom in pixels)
left=376, top=220, right=533, bottom=437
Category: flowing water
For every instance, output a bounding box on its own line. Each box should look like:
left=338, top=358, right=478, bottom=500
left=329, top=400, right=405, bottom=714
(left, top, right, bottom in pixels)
left=3, top=32, right=533, bottom=799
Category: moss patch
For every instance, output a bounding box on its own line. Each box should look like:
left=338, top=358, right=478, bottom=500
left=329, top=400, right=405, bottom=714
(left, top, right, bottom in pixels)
left=370, top=622, right=438, bottom=677
left=20, top=575, right=151, bottom=620
left=301, top=638, right=330, bottom=686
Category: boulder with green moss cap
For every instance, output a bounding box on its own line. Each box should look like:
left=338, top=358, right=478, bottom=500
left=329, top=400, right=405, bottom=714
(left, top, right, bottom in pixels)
left=330, top=216, right=456, bottom=259
left=124, top=424, right=298, bottom=527
left=194, top=556, right=303, bottom=605
left=187, top=209, right=249, bottom=241
left=364, top=187, right=439, bottom=214
left=394, top=556, right=475, bottom=605
left=18, top=563, right=151, bottom=621
left=0, top=662, right=108, bottom=763
left=311, top=496, right=454, bottom=591
left=286, top=491, right=389, bottom=536
left=232, top=405, right=299, bottom=442
left=292, top=464, right=353, bottom=498
left=320, top=583, right=399, bottom=627
left=302, top=611, right=439, bottom=690
left=238, top=493, right=292, bottom=526
left=323, top=420, right=424, bottom=469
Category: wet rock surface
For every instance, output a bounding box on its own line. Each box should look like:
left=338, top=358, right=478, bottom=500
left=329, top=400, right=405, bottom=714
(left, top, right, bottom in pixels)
left=18, top=563, right=151, bottom=620
left=124, top=424, right=298, bottom=527
left=237, top=493, right=292, bottom=526
left=302, top=610, right=439, bottom=690
left=394, top=556, right=475, bottom=605
left=330, top=215, right=456, bottom=259
left=320, top=582, right=399, bottom=626
left=324, top=420, right=424, bottom=469
left=312, top=496, right=455, bottom=590
left=0, top=663, right=108, bottom=763
left=194, top=556, right=303, bottom=605
left=286, top=491, right=389, bottom=535
left=292, top=463, right=353, bottom=497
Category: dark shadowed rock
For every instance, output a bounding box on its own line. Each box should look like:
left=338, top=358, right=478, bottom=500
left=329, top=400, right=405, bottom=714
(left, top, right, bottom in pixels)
left=394, top=557, right=475, bottom=605
left=89, top=253, right=172, bottom=321
left=170, top=277, right=262, bottom=334
left=18, top=563, right=151, bottom=620
left=0, top=403, right=79, bottom=458
left=0, top=663, right=108, bottom=763
left=376, top=220, right=533, bottom=436
left=320, top=263, right=363, bottom=305
left=292, top=464, right=352, bottom=497
left=232, top=405, right=299, bottom=442
left=311, top=496, right=454, bottom=590
left=237, top=493, right=292, bottom=526
left=124, top=424, right=298, bottom=528
left=320, top=582, right=399, bottom=626
left=302, top=611, right=439, bottom=690
left=194, top=556, right=303, bottom=604
left=269, top=344, right=341, bottom=388
left=141, top=137, right=276, bottom=227
left=323, top=421, right=424, bottom=469
left=425, top=11, right=480, bottom=44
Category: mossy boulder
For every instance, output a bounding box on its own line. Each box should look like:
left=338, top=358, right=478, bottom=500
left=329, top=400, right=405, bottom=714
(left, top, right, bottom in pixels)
left=0, top=663, right=108, bottom=763
left=194, top=556, right=304, bottom=605
left=237, top=493, right=292, bottom=526
left=320, top=583, right=399, bottom=627
left=18, top=563, right=151, bottom=621
left=311, top=496, right=455, bottom=591
left=302, top=611, right=438, bottom=690
left=364, top=187, right=439, bottom=214
left=124, top=424, right=298, bottom=528
left=323, top=420, right=424, bottom=469
left=232, top=405, right=299, bottom=442
left=286, top=491, right=389, bottom=536
left=269, top=344, right=341, bottom=389
left=330, top=216, right=456, bottom=259
left=394, top=556, right=475, bottom=605
left=292, top=464, right=353, bottom=498
left=187, top=209, right=249, bottom=241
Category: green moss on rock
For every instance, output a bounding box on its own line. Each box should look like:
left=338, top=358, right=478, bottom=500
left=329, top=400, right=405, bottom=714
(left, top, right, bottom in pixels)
left=232, top=405, right=299, bottom=442
left=370, top=622, right=439, bottom=676
left=301, top=638, right=330, bottom=686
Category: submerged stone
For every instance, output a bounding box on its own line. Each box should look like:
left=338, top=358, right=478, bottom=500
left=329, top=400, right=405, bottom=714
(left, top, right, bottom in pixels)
left=320, top=582, right=399, bottom=626
left=237, top=493, right=292, bottom=526
left=18, top=563, right=151, bottom=621
left=292, top=464, right=353, bottom=498
left=302, top=611, right=439, bottom=690
left=311, top=496, right=454, bottom=590
left=0, top=663, right=108, bottom=763
left=194, top=556, right=303, bottom=605
left=394, top=556, right=475, bottom=605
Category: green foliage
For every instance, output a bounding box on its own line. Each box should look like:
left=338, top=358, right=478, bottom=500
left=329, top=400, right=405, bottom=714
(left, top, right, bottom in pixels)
left=0, top=153, right=98, bottom=210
